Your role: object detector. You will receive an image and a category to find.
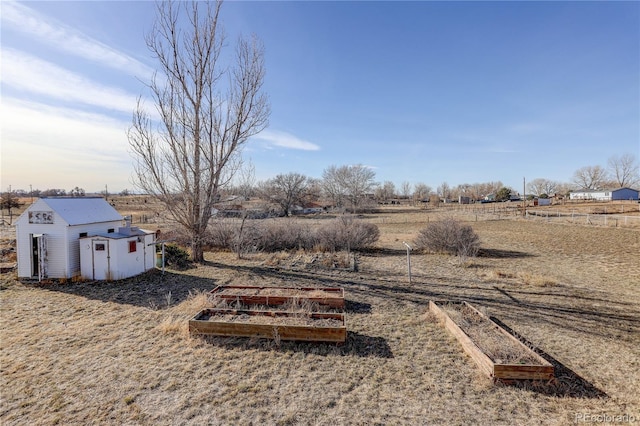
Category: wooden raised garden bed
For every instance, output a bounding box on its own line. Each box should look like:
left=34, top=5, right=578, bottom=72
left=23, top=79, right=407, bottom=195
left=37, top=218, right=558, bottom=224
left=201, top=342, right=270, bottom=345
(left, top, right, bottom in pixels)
left=189, top=308, right=347, bottom=343
left=429, top=300, right=554, bottom=380
left=210, top=285, right=345, bottom=308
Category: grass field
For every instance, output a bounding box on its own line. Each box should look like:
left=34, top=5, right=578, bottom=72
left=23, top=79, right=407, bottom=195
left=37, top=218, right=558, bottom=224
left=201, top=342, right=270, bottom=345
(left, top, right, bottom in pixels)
left=1, top=205, right=639, bottom=425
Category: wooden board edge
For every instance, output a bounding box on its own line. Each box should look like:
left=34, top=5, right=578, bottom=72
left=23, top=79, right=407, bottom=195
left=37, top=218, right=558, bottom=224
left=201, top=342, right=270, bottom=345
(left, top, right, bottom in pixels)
left=429, top=301, right=495, bottom=378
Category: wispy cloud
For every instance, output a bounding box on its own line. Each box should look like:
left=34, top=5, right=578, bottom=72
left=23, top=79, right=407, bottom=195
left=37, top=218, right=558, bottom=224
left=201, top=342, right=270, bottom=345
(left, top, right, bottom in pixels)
left=1, top=48, right=139, bottom=115
left=1, top=98, right=133, bottom=190
left=253, top=129, right=320, bottom=151
left=1, top=0, right=154, bottom=80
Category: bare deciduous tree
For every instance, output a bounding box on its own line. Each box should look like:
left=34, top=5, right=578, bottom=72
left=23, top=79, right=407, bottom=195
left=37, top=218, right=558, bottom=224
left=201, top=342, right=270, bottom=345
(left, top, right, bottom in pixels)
left=527, top=178, right=558, bottom=197
left=375, top=181, right=396, bottom=203
left=236, top=159, right=257, bottom=199
left=608, top=153, right=640, bottom=188
left=261, top=172, right=309, bottom=216
left=128, top=1, right=269, bottom=261
left=437, top=182, right=451, bottom=201
left=400, top=181, right=412, bottom=200
left=412, top=183, right=431, bottom=204
left=322, top=164, right=376, bottom=212
left=572, top=165, right=607, bottom=190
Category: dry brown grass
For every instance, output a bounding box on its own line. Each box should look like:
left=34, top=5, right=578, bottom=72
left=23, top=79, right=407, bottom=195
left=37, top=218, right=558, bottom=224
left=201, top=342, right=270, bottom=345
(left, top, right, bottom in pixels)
left=1, top=205, right=639, bottom=425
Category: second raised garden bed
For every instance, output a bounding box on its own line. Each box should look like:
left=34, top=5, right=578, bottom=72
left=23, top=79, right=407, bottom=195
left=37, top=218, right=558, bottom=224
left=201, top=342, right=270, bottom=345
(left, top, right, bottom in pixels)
left=430, top=300, right=554, bottom=380
left=189, top=308, right=347, bottom=343
left=210, top=285, right=345, bottom=308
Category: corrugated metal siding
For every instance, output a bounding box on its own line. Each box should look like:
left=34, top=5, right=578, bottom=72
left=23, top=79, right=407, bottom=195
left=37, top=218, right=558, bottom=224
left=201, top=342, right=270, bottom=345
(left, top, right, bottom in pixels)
left=41, top=198, right=122, bottom=225
left=612, top=188, right=639, bottom=200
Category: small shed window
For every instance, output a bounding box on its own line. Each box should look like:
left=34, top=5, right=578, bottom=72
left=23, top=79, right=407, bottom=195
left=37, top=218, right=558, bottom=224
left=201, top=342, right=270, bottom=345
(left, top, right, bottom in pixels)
left=107, top=228, right=115, bottom=233
left=128, top=240, right=137, bottom=253
left=95, top=243, right=105, bottom=251
left=79, top=232, right=88, bottom=238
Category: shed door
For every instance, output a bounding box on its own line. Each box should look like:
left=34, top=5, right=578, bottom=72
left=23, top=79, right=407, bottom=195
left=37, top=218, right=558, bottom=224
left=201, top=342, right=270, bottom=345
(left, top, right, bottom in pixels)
left=92, top=240, right=110, bottom=280
left=31, top=234, right=48, bottom=280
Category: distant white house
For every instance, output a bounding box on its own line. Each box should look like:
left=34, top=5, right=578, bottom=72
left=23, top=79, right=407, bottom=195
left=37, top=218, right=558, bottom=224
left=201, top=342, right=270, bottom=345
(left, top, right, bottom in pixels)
left=15, top=197, right=155, bottom=281
left=569, top=188, right=639, bottom=201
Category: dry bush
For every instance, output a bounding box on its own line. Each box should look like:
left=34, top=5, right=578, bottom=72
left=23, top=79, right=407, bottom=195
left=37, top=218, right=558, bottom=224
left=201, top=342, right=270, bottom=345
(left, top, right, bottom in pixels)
left=319, top=252, right=352, bottom=269
left=316, top=216, right=380, bottom=252
left=254, top=220, right=315, bottom=252
left=204, top=220, right=236, bottom=250
left=414, top=217, right=480, bottom=258
left=262, top=251, right=292, bottom=267
left=204, top=216, right=379, bottom=254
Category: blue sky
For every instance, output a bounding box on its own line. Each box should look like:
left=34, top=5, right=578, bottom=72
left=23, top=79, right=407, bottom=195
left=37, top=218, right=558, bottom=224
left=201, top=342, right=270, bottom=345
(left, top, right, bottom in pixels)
left=1, top=0, right=638, bottom=194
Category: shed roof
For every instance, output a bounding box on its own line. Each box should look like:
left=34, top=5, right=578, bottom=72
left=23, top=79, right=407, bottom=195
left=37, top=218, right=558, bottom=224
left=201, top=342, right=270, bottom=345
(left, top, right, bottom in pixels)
left=40, top=197, right=123, bottom=225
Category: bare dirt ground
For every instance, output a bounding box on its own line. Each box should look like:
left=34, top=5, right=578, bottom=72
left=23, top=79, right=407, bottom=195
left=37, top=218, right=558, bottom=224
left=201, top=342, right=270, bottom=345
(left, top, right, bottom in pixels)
left=1, top=204, right=639, bottom=425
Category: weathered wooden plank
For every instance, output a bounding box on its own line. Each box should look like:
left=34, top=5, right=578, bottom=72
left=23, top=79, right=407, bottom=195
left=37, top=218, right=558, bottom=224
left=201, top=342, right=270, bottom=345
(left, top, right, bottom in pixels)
left=493, top=364, right=554, bottom=380
left=429, top=300, right=554, bottom=380
left=189, top=308, right=347, bottom=343
left=210, top=285, right=345, bottom=308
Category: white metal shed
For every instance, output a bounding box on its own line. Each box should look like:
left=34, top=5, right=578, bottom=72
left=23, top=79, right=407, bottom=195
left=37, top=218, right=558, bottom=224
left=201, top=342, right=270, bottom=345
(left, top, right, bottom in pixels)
left=79, top=225, right=155, bottom=281
left=15, top=197, right=123, bottom=280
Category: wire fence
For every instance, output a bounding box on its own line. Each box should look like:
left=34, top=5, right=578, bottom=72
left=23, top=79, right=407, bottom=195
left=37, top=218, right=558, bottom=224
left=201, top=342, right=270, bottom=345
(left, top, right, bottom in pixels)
left=523, top=210, right=640, bottom=228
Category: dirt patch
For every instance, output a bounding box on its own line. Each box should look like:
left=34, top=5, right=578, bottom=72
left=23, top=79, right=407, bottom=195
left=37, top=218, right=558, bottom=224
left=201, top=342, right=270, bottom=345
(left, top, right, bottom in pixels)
left=196, top=310, right=344, bottom=327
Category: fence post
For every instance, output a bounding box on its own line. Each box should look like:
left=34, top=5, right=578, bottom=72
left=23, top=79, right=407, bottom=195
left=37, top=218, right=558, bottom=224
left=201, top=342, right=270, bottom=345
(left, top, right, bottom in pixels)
left=403, top=242, right=412, bottom=284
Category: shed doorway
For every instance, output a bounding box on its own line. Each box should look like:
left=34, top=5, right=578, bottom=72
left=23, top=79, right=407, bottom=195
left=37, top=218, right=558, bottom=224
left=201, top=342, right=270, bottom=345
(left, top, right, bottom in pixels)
left=31, top=234, right=48, bottom=280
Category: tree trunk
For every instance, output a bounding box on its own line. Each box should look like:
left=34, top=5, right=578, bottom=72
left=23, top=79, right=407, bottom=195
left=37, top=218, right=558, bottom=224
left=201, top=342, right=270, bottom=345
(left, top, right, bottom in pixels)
left=191, top=232, right=204, bottom=262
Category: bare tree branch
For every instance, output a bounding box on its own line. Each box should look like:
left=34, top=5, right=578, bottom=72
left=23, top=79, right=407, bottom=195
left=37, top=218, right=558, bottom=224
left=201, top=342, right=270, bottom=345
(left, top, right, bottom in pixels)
left=608, top=153, right=640, bottom=188
left=572, top=165, right=607, bottom=190
left=128, top=0, right=269, bottom=261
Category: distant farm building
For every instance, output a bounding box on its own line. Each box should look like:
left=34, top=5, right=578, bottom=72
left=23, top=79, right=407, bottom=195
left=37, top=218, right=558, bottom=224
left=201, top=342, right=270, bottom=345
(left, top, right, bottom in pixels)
left=534, top=198, right=551, bottom=206
left=569, top=188, right=639, bottom=201
left=15, top=197, right=155, bottom=281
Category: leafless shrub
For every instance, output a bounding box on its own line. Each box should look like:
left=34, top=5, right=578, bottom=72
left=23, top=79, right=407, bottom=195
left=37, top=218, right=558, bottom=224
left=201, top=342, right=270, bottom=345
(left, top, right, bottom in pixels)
left=234, top=220, right=262, bottom=257
left=414, top=217, right=480, bottom=258
left=203, top=216, right=378, bottom=254
left=204, top=220, right=236, bottom=250
left=316, top=216, right=380, bottom=252
left=254, top=220, right=315, bottom=252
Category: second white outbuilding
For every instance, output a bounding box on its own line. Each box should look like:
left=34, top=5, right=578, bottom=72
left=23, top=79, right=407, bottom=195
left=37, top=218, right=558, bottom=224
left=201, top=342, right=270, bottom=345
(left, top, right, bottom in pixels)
left=79, top=219, right=156, bottom=281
